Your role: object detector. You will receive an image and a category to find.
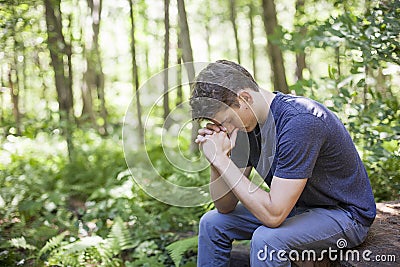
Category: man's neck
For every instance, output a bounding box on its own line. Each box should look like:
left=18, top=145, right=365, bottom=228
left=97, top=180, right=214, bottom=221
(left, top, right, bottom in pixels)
left=256, top=89, right=276, bottom=125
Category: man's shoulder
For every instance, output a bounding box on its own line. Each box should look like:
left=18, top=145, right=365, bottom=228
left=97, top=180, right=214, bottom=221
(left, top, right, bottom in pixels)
left=271, top=93, right=333, bottom=128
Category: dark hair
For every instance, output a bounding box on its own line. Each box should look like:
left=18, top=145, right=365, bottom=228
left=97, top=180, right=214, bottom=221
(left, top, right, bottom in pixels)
left=189, top=60, right=259, bottom=121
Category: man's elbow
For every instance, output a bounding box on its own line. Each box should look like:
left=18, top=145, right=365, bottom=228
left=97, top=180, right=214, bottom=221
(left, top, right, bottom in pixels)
left=217, top=207, right=235, bottom=214
left=260, top=214, right=285, bottom=228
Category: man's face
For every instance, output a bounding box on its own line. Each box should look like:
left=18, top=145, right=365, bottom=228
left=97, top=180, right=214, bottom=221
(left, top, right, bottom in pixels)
left=212, top=103, right=258, bottom=135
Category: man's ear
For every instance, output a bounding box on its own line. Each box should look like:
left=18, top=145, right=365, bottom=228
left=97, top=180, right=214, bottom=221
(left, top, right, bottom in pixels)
left=237, top=90, right=254, bottom=106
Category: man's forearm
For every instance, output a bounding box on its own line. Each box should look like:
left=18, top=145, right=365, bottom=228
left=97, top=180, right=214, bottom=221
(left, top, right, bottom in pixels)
left=212, top=155, right=281, bottom=227
left=199, top=131, right=305, bottom=227
left=210, top=164, right=238, bottom=213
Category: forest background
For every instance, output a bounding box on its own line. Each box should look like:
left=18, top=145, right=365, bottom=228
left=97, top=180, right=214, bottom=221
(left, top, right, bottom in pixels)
left=0, top=0, right=399, bottom=265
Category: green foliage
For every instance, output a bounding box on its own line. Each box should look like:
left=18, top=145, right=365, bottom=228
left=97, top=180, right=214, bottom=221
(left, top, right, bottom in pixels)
left=38, top=231, right=67, bottom=259
left=8, top=237, right=37, bottom=251
left=166, top=236, right=198, bottom=267
left=0, top=128, right=204, bottom=266
left=60, top=129, right=127, bottom=199
left=106, top=217, right=140, bottom=253
left=306, top=1, right=400, bottom=71
left=37, top=217, right=137, bottom=266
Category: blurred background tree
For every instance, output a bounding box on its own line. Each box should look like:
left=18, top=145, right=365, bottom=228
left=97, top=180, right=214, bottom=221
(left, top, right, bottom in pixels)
left=0, top=0, right=398, bottom=265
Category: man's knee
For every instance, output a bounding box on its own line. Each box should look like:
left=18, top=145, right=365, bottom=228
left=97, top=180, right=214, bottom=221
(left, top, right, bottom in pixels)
left=251, top=225, right=289, bottom=251
left=251, top=226, right=292, bottom=265
left=199, top=210, right=224, bottom=234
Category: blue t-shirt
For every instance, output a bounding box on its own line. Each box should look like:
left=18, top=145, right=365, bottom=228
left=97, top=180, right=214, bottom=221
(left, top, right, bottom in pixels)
left=230, top=92, right=376, bottom=226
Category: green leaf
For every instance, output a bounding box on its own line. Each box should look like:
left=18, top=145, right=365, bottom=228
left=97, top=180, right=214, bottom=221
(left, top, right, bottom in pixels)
left=166, top=236, right=198, bottom=267
left=8, top=236, right=37, bottom=251
left=328, top=65, right=338, bottom=79
left=340, top=88, right=350, bottom=98
left=38, top=231, right=67, bottom=258
left=382, top=140, right=399, bottom=153
left=106, top=217, right=139, bottom=253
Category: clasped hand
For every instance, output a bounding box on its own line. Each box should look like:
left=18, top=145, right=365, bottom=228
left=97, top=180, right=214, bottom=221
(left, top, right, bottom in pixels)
left=195, top=123, right=239, bottom=163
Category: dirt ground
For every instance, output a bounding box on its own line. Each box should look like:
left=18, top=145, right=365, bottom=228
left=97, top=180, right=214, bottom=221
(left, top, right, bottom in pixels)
left=230, top=201, right=400, bottom=267
left=344, top=201, right=400, bottom=266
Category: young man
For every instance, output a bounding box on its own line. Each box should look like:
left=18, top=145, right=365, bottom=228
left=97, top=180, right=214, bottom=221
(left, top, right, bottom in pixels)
left=190, top=60, right=376, bottom=266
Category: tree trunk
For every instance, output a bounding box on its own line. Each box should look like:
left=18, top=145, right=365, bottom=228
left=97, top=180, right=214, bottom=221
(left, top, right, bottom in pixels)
left=86, top=0, right=107, bottom=135
left=44, top=0, right=74, bottom=159
left=249, top=0, right=257, bottom=80
left=176, top=32, right=183, bottom=107
left=13, top=46, right=22, bottom=135
left=36, top=51, right=50, bottom=115
left=177, top=0, right=195, bottom=80
left=295, top=0, right=306, bottom=81
left=44, top=0, right=74, bottom=115
left=177, top=0, right=198, bottom=153
left=205, top=13, right=212, bottom=61
left=296, top=52, right=306, bottom=81
left=363, top=65, right=368, bottom=107
left=163, top=0, right=170, bottom=125
left=335, top=46, right=340, bottom=77
left=128, top=0, right=144, bottom=144
left=8, top=68, right=21, bottom=135
left=142, top=9, right=151, bottom=79
left=22, top=47, right=28, bottom=112
left=9, top=9, right=21, bottom=135
left=145, top=42, right=151, bottom=79
left=77, top=2, right=96, bottom=127
left=376, top=67, right=387, bottom=95
left=262, top=0, right=289, bottom=93
left=229, top=0, right=241, bottom=64
left=81, top=60, right=96, bottom=125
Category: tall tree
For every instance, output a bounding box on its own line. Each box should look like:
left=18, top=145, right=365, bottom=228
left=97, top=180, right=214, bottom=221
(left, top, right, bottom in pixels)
left=335, top=46, right=341, bottom=77
left=249, top=0, right=257, bottom=80
left=177, top=0, right=195, bottom=81
left=140, top=1, right=151, bottom=79
left=176, top=32, right=183, bottom=106
left=44, top=0, right=74, bottom=158
left=262, top=0, right=289, bottom=93
left=128, top=0, right=144, bottom=143
left=8, top=67, right=21, bottom=135
left=77, top=3, right=96, bottom=127
left=9, top=13, right=22, bottom=135
left=295, top=0, right=307, bottom=81
left=177, top=0, right=198, bottom=152
left=229, top=0, right=241, bottom=64
left=0, top=3, right=28, bottom=134
left=163, top=0, right=170, bottom=124
left=81, top=50, right=96, bottom=126
left=36, top=51, right=51, bottom=115
left=200, top=0, right=212, bottom=62
left=86, top=0, right=107, bottom=135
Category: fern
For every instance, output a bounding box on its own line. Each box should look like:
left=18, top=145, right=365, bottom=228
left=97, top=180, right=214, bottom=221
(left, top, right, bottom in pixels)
left=54, top=236, right=115, bottom=266
left=38, top=231, right=67, bottom=258
left=8, top=236, right=37, bottom=250
left=106, top=216, right=139, bottom=253
left=38, top=218, right=137, bottom=266
left=166, top=236, right=198, bottom=267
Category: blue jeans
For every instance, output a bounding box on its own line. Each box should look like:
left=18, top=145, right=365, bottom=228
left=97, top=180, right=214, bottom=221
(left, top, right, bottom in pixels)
left=197, top=204, right=369, bottom=266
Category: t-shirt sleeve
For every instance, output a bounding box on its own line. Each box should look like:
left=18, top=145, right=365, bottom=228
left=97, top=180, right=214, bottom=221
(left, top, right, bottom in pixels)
left=274, top=114, right=327, bottom=179
left=230, top=131, right=252, bottom=168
